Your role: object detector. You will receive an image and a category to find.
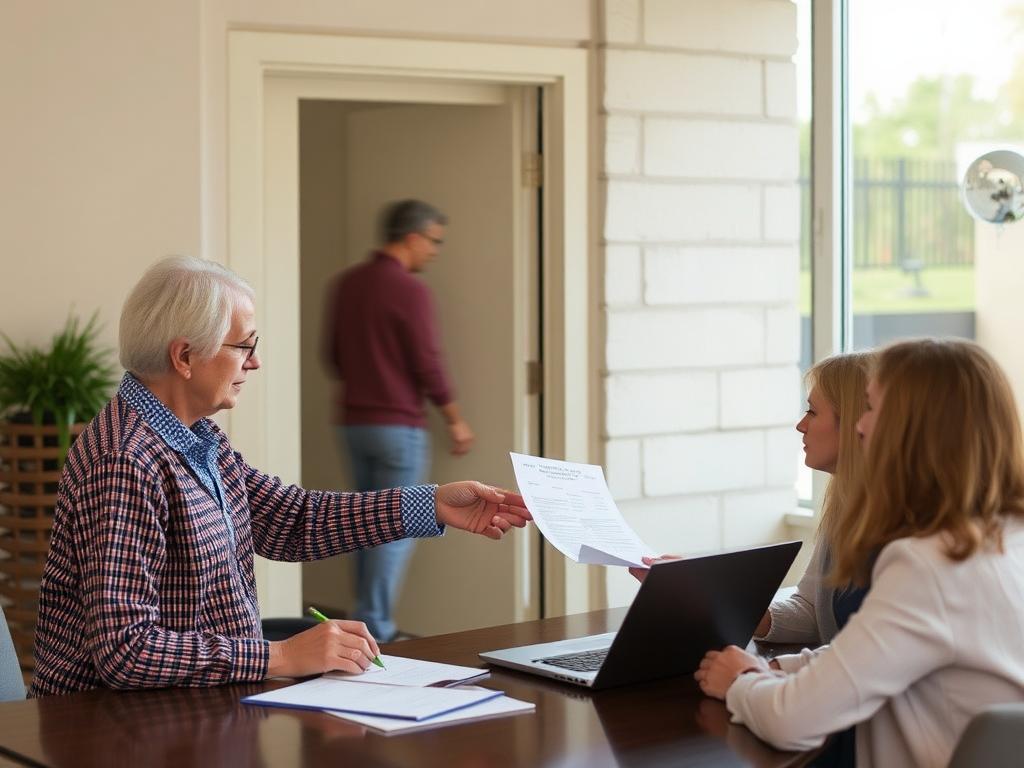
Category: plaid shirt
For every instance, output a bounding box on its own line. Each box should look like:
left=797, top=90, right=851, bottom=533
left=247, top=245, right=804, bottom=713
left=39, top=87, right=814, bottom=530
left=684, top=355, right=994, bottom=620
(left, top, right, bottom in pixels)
left=30, top=375, right=441, bottom=697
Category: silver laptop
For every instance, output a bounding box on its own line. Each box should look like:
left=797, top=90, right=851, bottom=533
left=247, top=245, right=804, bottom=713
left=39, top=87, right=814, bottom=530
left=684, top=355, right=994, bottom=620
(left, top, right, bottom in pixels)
left=479, top=541, right=801, bottom=690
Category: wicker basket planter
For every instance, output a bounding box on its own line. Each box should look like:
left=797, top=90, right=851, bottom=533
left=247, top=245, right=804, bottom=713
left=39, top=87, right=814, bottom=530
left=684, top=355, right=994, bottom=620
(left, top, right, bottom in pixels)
left=0, top=421, right=84, bottom=671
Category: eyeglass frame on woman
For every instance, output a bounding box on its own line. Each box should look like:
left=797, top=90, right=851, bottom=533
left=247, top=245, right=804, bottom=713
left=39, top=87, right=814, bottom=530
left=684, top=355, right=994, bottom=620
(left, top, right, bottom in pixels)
left=222, top=336, right=259, bottom=361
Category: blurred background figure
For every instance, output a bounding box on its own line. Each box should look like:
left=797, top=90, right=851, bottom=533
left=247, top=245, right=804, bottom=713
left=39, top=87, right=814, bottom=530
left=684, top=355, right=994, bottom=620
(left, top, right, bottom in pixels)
left=324, top=199, right=475, bottom=641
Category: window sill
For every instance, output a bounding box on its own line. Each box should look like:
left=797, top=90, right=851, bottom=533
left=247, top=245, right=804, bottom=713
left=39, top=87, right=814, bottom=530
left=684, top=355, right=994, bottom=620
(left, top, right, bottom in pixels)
left=785, top=509, right=817, bottom=531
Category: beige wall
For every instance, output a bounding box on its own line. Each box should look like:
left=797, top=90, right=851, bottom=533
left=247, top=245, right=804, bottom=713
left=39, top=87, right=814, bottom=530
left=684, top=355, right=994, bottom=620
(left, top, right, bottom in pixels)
left=2, top=0, right=590, bottom=347
left=219, top=0, right=590, bottom=39
left=975, top=222, right=1024, bottom=424
left=297, top=100, right=354, bottom=610
left=5, top=1, right=806, bottom=625
left=2, top=1, right=592, bottom=619
left=297, top=100, right=352, bottom=496
left=200, top=0, right=592, bottom=262
left=1, top=0, right=201, bottom=352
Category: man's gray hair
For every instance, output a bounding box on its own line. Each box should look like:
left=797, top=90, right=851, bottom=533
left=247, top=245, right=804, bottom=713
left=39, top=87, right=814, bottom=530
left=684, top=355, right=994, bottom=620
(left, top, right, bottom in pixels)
left=119, top=255, right=255, bottom=377
left=381, top=199, right=448, bottom=244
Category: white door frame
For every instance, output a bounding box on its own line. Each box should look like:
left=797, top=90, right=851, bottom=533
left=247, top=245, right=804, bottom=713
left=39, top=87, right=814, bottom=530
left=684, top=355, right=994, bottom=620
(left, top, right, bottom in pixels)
left=226, top=31, right=591, bottom=617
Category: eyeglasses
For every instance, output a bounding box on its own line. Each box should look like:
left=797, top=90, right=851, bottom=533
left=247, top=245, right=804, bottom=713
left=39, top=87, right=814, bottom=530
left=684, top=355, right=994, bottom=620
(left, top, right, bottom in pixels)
left=418, top=232, right=444, bottom=246
left=222, top=336, right=259, bottom=361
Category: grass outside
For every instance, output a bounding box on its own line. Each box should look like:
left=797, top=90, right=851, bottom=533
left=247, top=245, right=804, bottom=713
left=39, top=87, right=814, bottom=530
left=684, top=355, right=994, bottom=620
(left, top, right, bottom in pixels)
left=799, top=265, right=975, bottom=315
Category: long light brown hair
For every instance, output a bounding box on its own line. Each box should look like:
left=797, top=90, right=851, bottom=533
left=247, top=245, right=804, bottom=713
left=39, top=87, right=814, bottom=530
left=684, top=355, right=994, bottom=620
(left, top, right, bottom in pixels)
left=833, top=339, right=1024, bottom=587
left=807, top=353, right=874, bottom=554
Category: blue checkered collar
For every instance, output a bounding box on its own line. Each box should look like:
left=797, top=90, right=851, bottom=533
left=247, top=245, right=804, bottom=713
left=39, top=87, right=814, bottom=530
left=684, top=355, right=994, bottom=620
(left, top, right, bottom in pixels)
left=118, top=372, right=219, bottom=456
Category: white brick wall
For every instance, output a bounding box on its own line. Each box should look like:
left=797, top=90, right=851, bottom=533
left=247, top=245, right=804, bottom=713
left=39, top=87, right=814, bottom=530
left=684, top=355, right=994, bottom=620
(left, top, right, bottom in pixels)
left=765, top=426, right=803, bottom=486
left=605, top=115, right=641, bottom=175
left=606, top=371, right=717, bottom=436
left=606, top=495, right=721, bottom=606
left=765, top=61, right=798, bottom=119
left=606, top=307, right=764, bottom=370
left=605, top=438, right=643, bottom=499
left=765, top=305, right=801, bottom=364
left=604, top=0, right=640, bottom=44
left=644, top=431, right=765, bottom=496
left=605, top=244, right=643, bottom=305
left=763, top=184, right=801, bottom=241
left=644, top=246, right=798, bottom=305
left=621, top=496, right=722, bottom=555
left=644, top=119, right=798, bottom=180
left=605, top=180, right=762, bottom=242
left=720, top=366, right=802, bottom=428
left=600, top=0, right=801, bottom=608
left=643, top=0, right=797, bottom=57
left=605, top=50, right=762, bottom=115
left=722, top=489, right=795, bottom=547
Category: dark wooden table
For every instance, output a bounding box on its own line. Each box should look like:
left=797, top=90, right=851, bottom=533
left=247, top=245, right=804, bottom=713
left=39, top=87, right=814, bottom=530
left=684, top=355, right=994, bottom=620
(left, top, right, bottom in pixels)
left=0, top=609, right=812, bottom=767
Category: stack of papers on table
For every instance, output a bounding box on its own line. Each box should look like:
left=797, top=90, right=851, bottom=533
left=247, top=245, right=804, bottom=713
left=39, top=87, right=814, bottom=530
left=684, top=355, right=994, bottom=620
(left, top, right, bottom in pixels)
left=242, top=654, right=534, bottom=733
left=244, top=676, right=500, bottom=720
left=322, top=654, right=490, bottom=688
left=324, top=687, right=535, bottom=734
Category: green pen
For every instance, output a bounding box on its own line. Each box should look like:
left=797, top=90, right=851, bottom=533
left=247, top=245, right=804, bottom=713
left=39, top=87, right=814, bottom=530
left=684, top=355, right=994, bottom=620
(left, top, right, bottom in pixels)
left=307, top=606, right=386, bottom=669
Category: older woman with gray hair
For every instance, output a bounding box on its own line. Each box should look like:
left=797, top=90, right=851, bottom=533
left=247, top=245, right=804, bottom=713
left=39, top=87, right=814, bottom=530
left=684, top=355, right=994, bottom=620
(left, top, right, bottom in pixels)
left=30, top=256, right=530, bottom=697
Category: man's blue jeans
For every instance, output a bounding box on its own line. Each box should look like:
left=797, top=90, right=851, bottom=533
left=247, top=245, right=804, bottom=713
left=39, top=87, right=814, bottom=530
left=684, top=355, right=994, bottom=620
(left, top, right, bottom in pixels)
left=339, top=425, right=430, bottom=642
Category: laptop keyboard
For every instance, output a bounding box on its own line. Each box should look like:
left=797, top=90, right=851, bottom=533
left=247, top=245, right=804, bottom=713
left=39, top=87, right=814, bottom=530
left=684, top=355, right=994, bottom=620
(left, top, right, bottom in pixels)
left=536, top=648, right=609, bottom=672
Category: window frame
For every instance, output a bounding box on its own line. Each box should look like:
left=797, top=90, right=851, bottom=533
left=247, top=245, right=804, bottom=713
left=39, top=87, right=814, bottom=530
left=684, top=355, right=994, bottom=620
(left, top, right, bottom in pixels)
left=797, top=0, right=851, bottom=517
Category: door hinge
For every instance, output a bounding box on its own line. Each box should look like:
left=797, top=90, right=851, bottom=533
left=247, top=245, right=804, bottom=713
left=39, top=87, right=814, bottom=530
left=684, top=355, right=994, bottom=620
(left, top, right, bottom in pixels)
left=522, top=152, right=543, bottom=189
left=527, top=360, right=543, bottom=395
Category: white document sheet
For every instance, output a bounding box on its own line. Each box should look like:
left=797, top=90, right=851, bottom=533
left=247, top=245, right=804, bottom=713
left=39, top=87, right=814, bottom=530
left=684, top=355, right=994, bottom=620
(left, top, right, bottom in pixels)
left=242, top=678, right=501, bottom=720
left=323, top=654, right=488, bottom=688
left=509, top=452, right=656, bottom=568
left=326, top=688, right=535, bottom=734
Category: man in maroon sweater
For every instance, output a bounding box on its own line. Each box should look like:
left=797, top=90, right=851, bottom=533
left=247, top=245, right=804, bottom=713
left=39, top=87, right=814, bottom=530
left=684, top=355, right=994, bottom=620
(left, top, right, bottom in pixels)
left=324, top=199, right=474, bottom=641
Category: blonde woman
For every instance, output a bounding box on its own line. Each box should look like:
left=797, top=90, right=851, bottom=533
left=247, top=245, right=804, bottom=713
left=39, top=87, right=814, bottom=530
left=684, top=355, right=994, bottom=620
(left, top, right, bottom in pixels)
left=632, top=352, right=874, bottom=645
left=755, top=352, right=873, bottom=644
left=696, top=339, right=1024, bottom=768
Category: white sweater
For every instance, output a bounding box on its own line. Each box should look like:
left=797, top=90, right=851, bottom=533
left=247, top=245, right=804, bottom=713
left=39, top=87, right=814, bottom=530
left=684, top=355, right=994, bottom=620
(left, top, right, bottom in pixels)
left=726, top=520, right=1024, bottom=768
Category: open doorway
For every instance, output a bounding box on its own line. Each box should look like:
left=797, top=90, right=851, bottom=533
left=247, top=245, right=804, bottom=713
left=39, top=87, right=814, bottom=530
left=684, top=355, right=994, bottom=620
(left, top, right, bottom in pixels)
left=294, top=88, right=543, bottom=636
left=227, top=31, right=591, bottom=620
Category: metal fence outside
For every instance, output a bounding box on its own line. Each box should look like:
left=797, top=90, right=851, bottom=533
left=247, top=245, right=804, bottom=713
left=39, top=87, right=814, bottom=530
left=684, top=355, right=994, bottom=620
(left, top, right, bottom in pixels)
left=800, top=156, right=975, bottom=270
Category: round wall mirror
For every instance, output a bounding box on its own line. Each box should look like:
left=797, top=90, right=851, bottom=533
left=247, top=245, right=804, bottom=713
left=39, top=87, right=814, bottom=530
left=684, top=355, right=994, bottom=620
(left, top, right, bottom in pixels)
left=961, top=149, right=1024, bottom=224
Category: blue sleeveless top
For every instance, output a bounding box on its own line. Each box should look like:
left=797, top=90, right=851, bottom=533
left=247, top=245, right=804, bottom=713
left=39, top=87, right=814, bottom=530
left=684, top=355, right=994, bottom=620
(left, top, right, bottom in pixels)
left=810, top=582, right=869, bottom=768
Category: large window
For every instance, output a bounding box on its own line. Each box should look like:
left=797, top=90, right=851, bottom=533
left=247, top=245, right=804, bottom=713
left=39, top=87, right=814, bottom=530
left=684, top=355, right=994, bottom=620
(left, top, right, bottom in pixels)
left=800, top=0, right=1024, bottom=516
left=848, top=0, right=1024, bottom=350
left=801, top=0, right=1024, bottom=513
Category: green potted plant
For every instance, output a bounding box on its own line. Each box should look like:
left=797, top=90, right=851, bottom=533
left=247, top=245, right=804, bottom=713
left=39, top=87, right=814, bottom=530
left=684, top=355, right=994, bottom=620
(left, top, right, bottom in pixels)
left=0, top=313, right=116, bottom=461
left=0, top=313, right=116, bottom=670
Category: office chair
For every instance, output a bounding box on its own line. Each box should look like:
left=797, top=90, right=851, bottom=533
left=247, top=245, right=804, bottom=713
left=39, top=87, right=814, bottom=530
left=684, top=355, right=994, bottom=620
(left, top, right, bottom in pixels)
left=947, top=703, right=1024, bottom=768
left=0, top=604, right=26, bottom=701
